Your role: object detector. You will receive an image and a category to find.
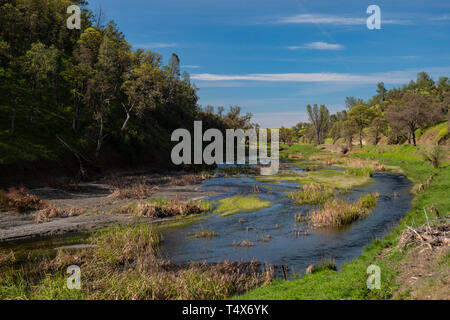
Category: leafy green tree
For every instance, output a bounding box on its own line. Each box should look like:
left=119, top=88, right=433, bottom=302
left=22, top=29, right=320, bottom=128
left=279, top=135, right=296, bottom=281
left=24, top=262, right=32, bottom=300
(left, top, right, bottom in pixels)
left=306, top=104, right=330, bottom=145
left=348, top=104, right=375, bottom=148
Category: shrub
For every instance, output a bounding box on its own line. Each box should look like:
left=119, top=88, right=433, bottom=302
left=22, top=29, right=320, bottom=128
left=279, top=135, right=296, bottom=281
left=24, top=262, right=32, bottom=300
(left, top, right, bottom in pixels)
left=2, top=187, right=44, bottom=212
left=421, top=145, right=446, bottom=168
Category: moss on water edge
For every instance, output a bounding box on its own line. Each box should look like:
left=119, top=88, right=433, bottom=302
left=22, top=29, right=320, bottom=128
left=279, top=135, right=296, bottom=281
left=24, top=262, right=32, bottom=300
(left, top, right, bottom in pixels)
left=215, top=195, right=272, bottom=217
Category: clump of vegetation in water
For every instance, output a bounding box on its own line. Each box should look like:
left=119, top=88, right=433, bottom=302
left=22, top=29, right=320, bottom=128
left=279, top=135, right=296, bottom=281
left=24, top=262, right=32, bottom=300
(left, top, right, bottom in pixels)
left=133, top=198, right=212, bottom=218
left=344, top=166, right=374, bottom=177
left=193, top=229, right=217, bottom=239
left=288, top=183, right=336, bottom=205
left=218, top=165, right=259, bottom=176
left=215, top=195, right=271, bottom=217
left=0, top=224, right=273, bottom=300
left=310, top=193, right=378, bottom=228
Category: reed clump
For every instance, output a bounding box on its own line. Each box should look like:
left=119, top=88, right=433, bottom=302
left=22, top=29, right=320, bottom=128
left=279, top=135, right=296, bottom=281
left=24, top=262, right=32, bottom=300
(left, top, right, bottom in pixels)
left=288, top=183, right=336, bottom=205
left=194, top=229, right=217, bottom=239
left=3, top=224, right=273, bottom=300
left=135, top=198, right=212, bottom=218
left=310, top=194, right=378, bottom=228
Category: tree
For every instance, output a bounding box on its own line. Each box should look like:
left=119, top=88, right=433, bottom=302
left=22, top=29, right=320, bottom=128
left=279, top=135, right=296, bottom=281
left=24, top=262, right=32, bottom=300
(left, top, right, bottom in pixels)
left=348, top=104, right=375, bottom=148
left=386, top=92, right=431, bottom=146
left=121, top=50, right=165, bottom=132
left=306, top=104, right=330, bottom=145
left=168, top=53, right=180, bottom=77
left=21, top=42, right=59, bottom=130
left=86, top=22, right=130, bottom=159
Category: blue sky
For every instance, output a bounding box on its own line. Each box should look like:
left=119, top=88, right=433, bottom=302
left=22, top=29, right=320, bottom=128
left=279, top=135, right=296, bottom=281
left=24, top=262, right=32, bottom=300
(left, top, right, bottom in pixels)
left=87, top=0, right=450, bottom=127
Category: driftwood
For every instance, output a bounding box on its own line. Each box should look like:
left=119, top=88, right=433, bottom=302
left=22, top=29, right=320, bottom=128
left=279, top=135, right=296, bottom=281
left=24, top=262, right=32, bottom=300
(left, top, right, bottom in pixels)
left=398, top=223, right=449, bottom=249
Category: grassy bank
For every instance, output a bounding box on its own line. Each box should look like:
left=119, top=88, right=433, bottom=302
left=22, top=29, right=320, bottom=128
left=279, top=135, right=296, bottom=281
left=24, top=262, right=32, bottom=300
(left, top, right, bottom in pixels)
left=239, top=144, right=449, bottom=299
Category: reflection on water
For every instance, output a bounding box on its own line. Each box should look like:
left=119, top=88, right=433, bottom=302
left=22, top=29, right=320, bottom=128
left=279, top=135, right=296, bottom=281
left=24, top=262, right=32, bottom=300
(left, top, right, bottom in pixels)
left=159, top=171, right=413, bottom=276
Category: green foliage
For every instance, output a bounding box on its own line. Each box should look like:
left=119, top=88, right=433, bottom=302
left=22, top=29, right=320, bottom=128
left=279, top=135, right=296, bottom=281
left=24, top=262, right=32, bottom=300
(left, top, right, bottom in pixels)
left=0, top=0, right=253, bottom=174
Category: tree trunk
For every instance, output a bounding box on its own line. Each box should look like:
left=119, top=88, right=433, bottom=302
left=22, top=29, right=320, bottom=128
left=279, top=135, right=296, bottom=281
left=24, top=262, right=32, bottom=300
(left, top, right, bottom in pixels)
left=10, top=107, right=16, bottom=135
left=95, top=115, right=104, bottom=160
left=121, top=111, right=130, bottom=132
left=412, top=129, right=416, bottom=146
left=359, top=130, right=363, bottom=148
left=72, top=101, right=79, bottom=132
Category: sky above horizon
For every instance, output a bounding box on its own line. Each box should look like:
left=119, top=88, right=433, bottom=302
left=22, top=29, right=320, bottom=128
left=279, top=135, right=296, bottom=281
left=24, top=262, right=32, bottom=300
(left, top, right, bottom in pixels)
left=87, top=0, right=450, bottom=127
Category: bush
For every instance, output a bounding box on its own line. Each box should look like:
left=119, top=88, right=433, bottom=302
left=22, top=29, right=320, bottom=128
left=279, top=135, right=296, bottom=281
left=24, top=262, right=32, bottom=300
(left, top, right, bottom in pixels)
left=421, top=145, right=445, bottom=168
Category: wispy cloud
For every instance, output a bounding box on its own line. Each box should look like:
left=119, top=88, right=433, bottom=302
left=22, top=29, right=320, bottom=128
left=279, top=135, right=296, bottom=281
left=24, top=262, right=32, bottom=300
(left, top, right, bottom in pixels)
left=133, top=42, right=177, bottom=49
left=192, top=72, right=403, bottom=84
left=430, top=14, right=450, bottom=21
left=288, top=42, right=344, bottom=50
left=192, top=67, right=450, bottom=85
left=183, top=65, right=201, bottom=69
left=276, top=13, right=404, bottom=25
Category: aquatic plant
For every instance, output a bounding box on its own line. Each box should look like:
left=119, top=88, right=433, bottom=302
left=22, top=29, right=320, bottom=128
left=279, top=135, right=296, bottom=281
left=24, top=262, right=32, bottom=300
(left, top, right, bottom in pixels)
left=135, top=198, right=212, bottom=218
left=215, top=195, right=271, bottom=217
left=344, top=166, right=374, bottom=177
left=288, top=183, right=336, bottom=205
left=310, top=193, right=378, bottom=228
left=0, top=224, right=273, bottom=300
left=194, top=229, right=217, bottom=239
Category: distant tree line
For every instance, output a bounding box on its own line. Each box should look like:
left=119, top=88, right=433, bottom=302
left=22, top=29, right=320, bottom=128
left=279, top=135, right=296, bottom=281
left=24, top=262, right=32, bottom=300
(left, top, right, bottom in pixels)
left=280, top=72, right=450, bottom=148
left=0, top=0, right=253, bottom=177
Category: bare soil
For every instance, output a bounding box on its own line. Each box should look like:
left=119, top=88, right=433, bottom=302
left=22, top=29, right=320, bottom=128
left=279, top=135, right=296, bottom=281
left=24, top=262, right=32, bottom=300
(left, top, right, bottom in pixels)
left=0, top=175, right=218, bottom=242
left=393, top=245, right=450, bottom=300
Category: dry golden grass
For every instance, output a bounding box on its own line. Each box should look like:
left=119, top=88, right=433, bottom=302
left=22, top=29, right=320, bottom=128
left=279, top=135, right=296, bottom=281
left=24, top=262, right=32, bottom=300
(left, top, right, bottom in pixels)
left=310, top=194, right=378, bottom=228
left=288, top=183, right=336, bottom=205
left=0, top=187, right=44, bottom=212
left=107, top=173, right=213, bottom=199
left=34, top=204, right=82, bottom=223
left=135, top=198, right=211, bottom=218
left=36, top=225, right=273, bottom=300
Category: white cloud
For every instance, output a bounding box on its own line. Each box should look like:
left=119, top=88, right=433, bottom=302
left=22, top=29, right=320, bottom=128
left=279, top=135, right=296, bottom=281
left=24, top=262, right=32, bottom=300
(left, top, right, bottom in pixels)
left=134, top=42, right=177, bottom=49
left=288, top=42, right=344, bottom=50
left=277, top=13, right=403, bottom=25
left=191, top=72, right=406, bottom=84
left=183, top=65, right=201, bottom=69
left=192, top=67, right=450, bottom=85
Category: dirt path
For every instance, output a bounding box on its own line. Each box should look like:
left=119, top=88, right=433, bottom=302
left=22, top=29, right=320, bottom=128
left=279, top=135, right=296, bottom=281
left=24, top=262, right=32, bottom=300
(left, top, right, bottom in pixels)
left=0, top=178, right=218, bottom=242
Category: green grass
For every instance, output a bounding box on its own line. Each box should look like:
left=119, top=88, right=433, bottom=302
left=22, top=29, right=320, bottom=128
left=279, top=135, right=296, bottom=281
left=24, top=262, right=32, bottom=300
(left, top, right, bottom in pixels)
left=344, top=166, right=374, bottom=177
left=287, top=183, right=336, bottom=205
left=215, top=195, right=271, bottom=217
left=255, top=169, right=372, bottom=189
left=239, top=144, right=450, bottom=299
left=280, top=143, right=321, bottom=161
